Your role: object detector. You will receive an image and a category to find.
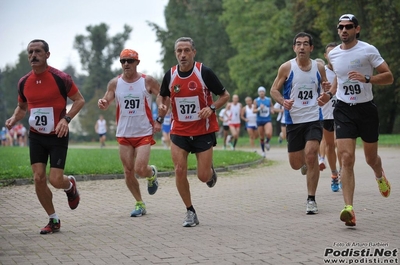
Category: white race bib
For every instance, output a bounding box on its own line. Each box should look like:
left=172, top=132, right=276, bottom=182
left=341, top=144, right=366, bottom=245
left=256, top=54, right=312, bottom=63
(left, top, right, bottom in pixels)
left=174, top=96, right=201, bottom=122
left=293, top=84, right=317, bottom=108
left=259, top=106, right=270, bottom=117
left=29, top=107, right=54, bottom=134
left=340, top=80, right=362, bottom=103
left=120, top=95, right=144, bottom=117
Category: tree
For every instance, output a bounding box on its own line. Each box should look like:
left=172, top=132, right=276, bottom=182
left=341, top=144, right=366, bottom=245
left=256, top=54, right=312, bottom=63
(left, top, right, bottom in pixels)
left=221, top=0, right=295, bottom=100
left=73, top=23, right=132, bottom=140
left=74, top=23, right=132, bottom=100
left=0, top=51, right=31, bottom=127
left=149, top=0, right=236, bottom=92
left=309, top=0, right=400, bottom=133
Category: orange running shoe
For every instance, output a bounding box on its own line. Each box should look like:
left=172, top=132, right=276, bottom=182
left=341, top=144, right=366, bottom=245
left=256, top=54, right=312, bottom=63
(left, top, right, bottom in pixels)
left=376, top=171, right=391, bottom=198
left=340, top=205, right=356, bottom=226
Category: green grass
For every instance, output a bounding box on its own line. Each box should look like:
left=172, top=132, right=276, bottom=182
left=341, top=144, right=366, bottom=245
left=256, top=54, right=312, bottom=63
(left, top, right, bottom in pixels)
left=1, top=134, right=398, bottom=183
left=0, top=146, right=263, bottom=181
left=374, top=134, right=400, bottom=147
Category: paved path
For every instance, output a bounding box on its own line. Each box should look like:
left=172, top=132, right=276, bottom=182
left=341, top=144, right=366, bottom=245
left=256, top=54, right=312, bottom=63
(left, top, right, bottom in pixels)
left=0, top=146, right=399, bottom=265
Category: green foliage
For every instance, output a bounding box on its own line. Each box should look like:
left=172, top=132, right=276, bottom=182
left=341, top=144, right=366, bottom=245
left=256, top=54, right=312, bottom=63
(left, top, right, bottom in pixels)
left=148, top=0, right=236, bottom=90
left=73, top=23, right=132, bottom=140
left=221, top=0, right=295, bottom=98
left=0, top=51, right=32, bottom=127
left=2, top=0, right=400, bottom=134
left=308, top=0, right=400, bottom=133
left=73, top=23, right=132, bottom=100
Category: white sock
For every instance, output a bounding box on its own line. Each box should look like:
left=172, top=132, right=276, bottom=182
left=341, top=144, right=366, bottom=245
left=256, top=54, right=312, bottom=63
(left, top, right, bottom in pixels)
left=64, top=181, right=73, bottom=192
left=49, top=213, right=59, bottom=221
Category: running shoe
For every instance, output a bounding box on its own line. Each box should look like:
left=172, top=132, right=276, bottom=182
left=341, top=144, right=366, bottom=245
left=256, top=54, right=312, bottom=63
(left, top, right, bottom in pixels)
left=261, top=152, right=266, bottom=158
left=340, top=205, right=356, bottom=226
left=206, top=165, right=217, bottom=188
left=230, top=142, right=235, bottom=150
left=331, top=175, right=339, bottom=192
left=130, top=201, right=146, bottom=217
left=226, top=135, right=232, bottom=146
left=278, top=136, right=283, bottom=144
left=40, top=218, right=61, bottom=234
left=319, top=158, right=326, bottom=171
left=266, top=143, right=270, bottom=151
left=65, top=176, right=80, bottom=210
left=182, top=210, right=199, bottom=227
left=376, top=171, right=391, bottom=198
left=306, top=199, right=318, bottom=214
left=147, top=165, right=159, bottom=195
left=300, top=165, right=307, bottom=175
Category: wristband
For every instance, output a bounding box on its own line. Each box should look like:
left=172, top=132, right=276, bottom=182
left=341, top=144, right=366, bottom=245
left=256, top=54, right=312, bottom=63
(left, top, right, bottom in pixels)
left=156, top=116, right=164, bottom=124
left=326, top=92, right=333, bottom=99
left=63, top=116, right=71, bottom=123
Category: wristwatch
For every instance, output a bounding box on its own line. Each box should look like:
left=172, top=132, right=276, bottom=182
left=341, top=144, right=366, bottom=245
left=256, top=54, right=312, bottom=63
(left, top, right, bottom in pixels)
left=365, top=75, right=371, bottom=83
left=326, top=91, right=333, bottom=99
left=155, top=116, right=164, bottom=124
left=209, top=104, right=216, bottom=112
left=63, top=116, right=71, bottom=123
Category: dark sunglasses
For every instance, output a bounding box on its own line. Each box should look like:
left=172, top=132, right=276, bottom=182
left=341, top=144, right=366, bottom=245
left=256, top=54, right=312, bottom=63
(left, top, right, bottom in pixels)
left=337, top=24, right=355, bottom=30
left=120, top=59, right=136, bottom=64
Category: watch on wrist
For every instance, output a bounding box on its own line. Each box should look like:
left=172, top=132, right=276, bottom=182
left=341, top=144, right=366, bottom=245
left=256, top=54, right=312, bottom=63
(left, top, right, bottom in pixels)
left=365, top=75, right=371, bottom=83
left=156, top=116, right=164, bottom=124
left=209, top=104, right=216, bottom=112
left=63, top=116, right=71, bottom=123
left=326, top=91, right=333, bottom=99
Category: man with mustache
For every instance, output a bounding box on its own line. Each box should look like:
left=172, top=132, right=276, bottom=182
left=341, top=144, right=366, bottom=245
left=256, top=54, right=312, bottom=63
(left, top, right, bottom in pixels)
left=6, top=39, right=85, bottom=234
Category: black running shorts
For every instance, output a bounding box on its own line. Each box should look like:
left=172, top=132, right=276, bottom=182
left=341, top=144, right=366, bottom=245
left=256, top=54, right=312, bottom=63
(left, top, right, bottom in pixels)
left=334, top=100, right=379, bottom=143
left=170, top=133, right=217, bottom=154
left=323, top=119, right=335, bottom=132
left=29, top=131, right=69, bottom=169
left=286, top=121, right=323, bottom=152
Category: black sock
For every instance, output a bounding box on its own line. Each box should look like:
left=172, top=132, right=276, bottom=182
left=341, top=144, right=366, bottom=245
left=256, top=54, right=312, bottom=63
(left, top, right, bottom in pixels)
left=307, top=195, right=316, bottom=202
left=187, top=205, right=195, bottom=213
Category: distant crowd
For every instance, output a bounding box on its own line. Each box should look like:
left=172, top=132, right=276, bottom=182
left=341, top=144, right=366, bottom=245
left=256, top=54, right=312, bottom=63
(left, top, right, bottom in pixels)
left=1, top=123, right=27, bottom=147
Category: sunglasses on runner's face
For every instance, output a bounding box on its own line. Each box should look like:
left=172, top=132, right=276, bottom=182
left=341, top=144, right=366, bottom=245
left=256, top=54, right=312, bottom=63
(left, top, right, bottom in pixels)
left=120, top=59, right=136, bottom=64
left=337, top=24, right=355, bottom=30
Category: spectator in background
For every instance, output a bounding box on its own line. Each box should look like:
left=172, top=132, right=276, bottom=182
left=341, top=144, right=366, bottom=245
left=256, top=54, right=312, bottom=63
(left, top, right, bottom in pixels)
left=228, top=94, right=242, bottom=150
left=95, top=114, right=107, bottom=148
left=241, top=96, right=258, bottom=151
left=161, top=107, right=172, bottom=149
left=219, top=103, right=232, bottom=150
left=1, top=127, right=8, bottom=146
left=253, top=86, right=274, bottom=157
